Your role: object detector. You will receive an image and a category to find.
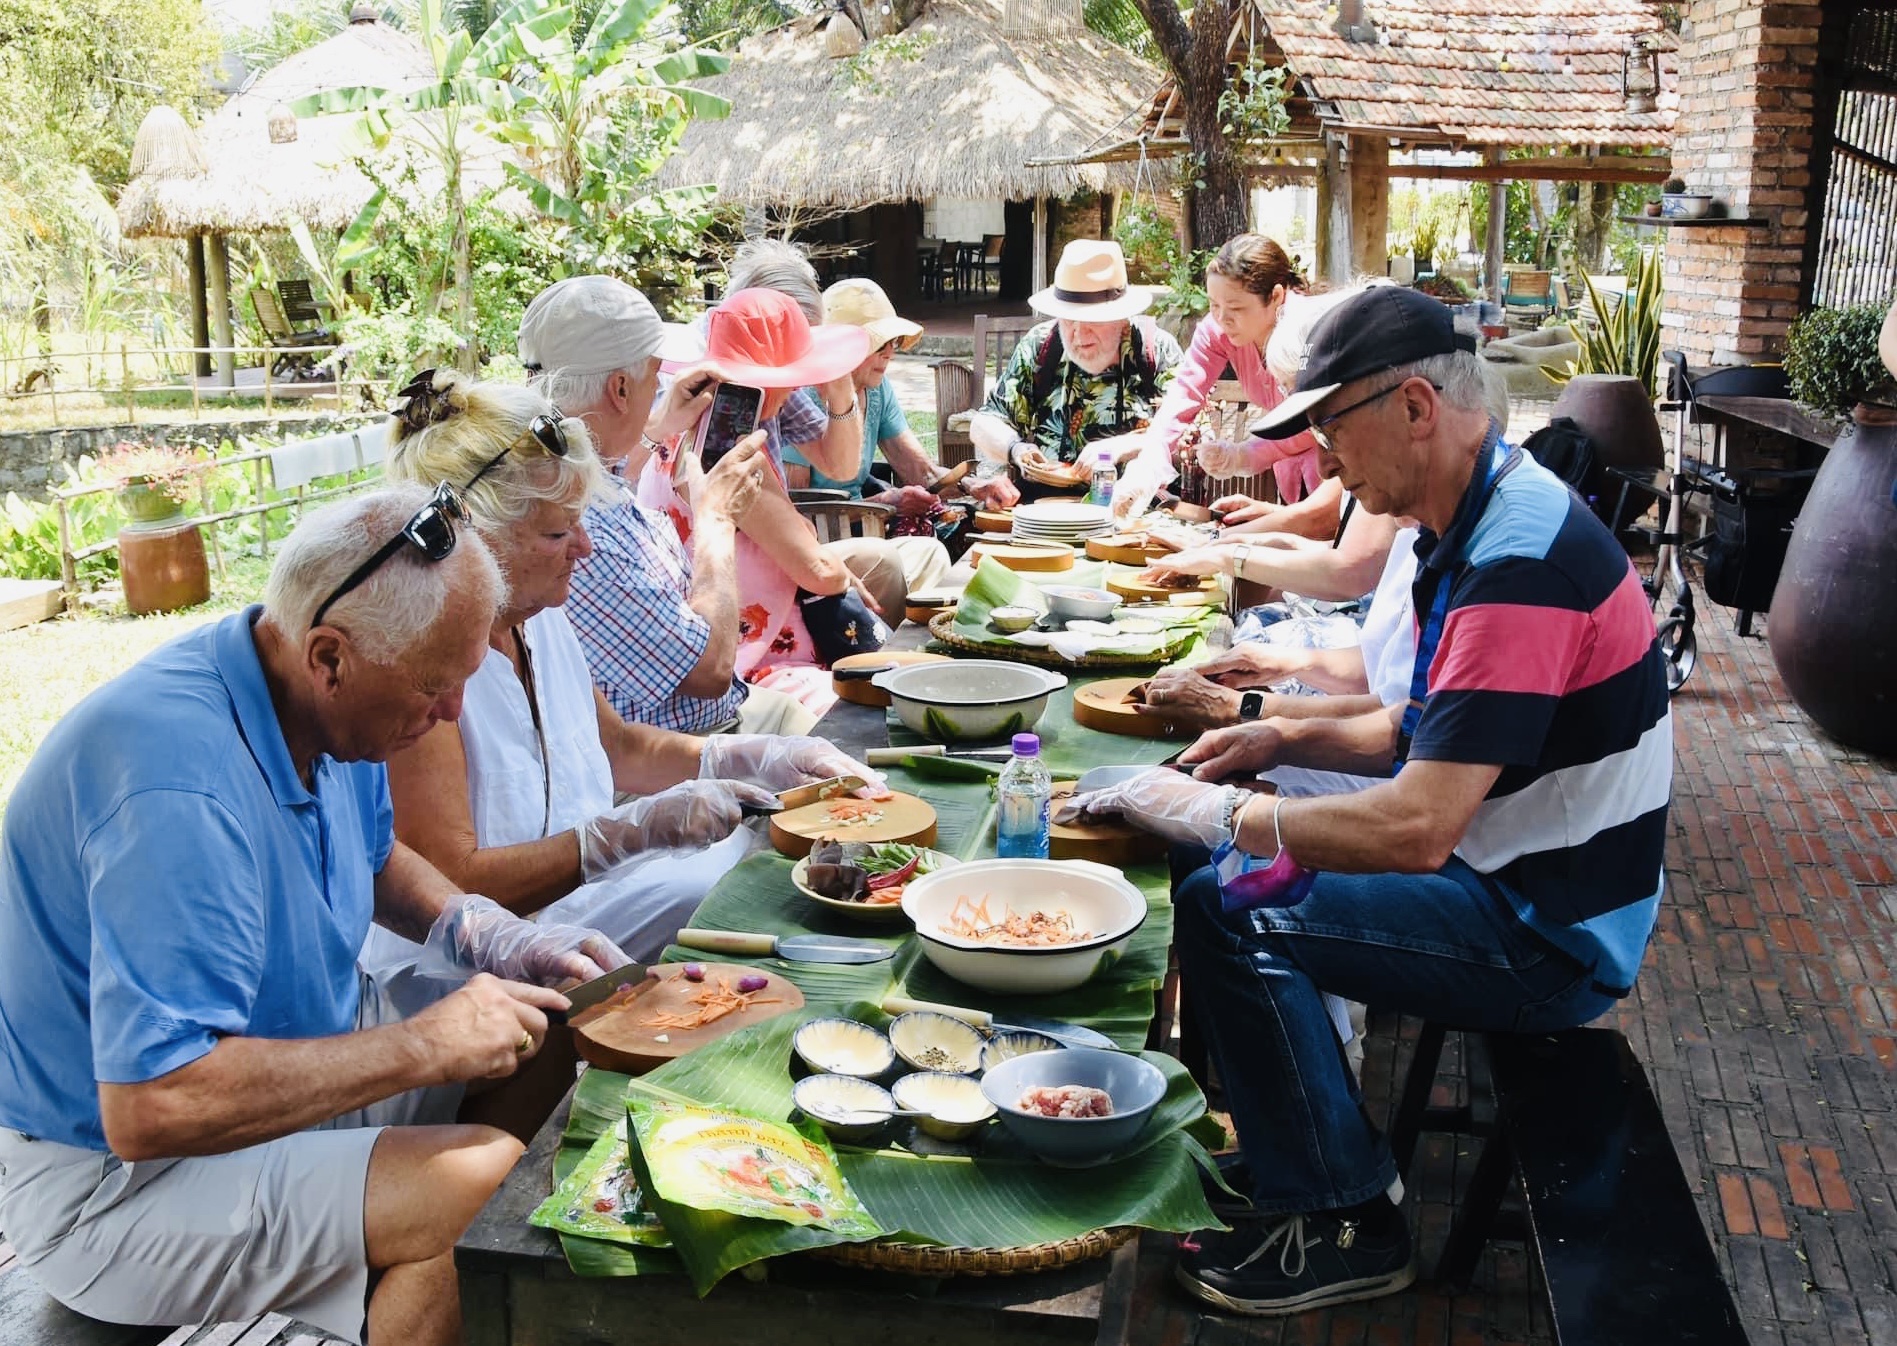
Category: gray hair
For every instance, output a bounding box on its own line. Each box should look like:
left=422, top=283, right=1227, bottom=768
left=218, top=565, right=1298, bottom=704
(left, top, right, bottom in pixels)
left=261, top=485, right=505, bottom=665
left=531, top=365, right=622, bottom=420
left=1383, top=335, right=1509, bottom=432
left=728, top=238, right=823, bottom=322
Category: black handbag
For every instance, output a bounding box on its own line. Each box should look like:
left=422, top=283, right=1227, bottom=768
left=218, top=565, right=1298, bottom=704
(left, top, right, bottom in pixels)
left=797, top=586, right=889, bottom=664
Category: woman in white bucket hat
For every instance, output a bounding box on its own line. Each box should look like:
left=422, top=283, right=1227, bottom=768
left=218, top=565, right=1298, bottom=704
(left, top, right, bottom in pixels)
left=967, top=239, right=1182, bottom=500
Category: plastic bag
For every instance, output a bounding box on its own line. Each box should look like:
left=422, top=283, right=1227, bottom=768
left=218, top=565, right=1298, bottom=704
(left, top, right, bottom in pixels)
left=528, top=1118, right=671, bottom=1247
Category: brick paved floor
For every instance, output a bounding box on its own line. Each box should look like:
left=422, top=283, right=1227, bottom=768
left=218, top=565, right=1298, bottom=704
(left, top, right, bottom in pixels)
left=1125, top=593, right=1897, bottom=1346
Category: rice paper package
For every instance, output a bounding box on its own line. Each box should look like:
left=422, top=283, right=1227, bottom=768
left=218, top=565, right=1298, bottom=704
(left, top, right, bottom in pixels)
left=627, top=1099, right=882, bottom=1237
left=529, top=1118, right=671, bottom=1247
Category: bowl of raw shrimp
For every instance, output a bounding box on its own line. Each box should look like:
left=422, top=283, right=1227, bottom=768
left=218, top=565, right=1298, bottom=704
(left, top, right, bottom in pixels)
left=899, top=858, right=1147, bottom=995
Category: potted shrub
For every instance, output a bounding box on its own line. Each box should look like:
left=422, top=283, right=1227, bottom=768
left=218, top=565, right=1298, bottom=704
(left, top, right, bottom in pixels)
left=97, top=442, right=201, bottom=526
left=1768, top=297, right=1897, bottom=753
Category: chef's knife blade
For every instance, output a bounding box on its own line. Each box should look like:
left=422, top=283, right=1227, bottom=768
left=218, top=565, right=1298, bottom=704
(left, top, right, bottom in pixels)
left=774, top=775, right=867, bottom=811
left=550, top=961, right=653, bottom=1025
left=678, top=928, right=895, bottom=964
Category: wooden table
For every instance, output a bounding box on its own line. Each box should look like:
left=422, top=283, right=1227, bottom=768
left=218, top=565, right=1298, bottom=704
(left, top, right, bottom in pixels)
left=1691, top=394, right=1841, bottom=451
left=454, top=626, right=1146, bottom=1346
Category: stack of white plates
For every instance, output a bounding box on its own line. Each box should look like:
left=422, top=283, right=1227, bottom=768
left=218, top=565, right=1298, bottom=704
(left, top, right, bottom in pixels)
left=1010, top=501, right=1113, bottom=546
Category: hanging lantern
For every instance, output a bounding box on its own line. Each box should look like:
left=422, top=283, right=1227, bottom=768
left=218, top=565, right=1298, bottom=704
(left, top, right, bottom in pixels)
left=1622, top=35, right=1660, bottom=113
left=267, top=103, right=298, bottom=144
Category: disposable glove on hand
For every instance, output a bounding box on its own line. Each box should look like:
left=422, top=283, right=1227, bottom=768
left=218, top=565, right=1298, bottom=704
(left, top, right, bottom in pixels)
left=1054, top=768, right=1242, bottom=849
left=698, top=734, right=891, bottom=799
left=577, top=779, right=776, bottom=881
left=417, top=894, right=632, bottom=986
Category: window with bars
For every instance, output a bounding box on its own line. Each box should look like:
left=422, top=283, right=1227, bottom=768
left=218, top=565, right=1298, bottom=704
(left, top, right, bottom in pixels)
left=1809, top=6, right=1897, bottom=309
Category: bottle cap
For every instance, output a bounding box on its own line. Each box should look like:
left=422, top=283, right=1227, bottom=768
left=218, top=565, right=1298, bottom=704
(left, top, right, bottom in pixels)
left=1096, top=449, right=1114, bottom=462
left=1011, top=733, right=1040, bottom=756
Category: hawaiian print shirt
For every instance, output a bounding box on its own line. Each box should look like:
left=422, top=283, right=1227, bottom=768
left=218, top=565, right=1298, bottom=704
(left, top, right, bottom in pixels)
left=981, top=317, right=1183, bottom=465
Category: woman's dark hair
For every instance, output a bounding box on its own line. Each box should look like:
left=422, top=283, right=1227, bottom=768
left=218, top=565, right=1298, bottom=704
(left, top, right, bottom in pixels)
left=1207, top=234, right=1310, bottom=300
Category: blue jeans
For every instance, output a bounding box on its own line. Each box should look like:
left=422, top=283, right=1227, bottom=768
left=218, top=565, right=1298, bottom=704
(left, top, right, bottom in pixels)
left=1172, top=853, right=1619, bottom=1215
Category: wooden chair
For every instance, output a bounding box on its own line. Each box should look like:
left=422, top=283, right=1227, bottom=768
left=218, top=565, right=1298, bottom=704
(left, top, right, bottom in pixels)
left=796, top=498, right=891, bottom=542
left=277, top=278, right=327, bottom=328
left=250, top=286, right=334, bottom=381
left=1502, top=269, right=1556, bottom=324
left=933, top=312, right=1037, bottom=467
left=1172, top=379, right=1279, bottom=506
left=973, top=234, right=1005, bottom=293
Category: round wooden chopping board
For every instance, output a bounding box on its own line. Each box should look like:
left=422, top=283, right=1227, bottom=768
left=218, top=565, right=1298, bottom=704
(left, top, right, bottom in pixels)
left=769, top=790, right=938, bottom=858
left=832, top=650, right=951, bottom=707
left=973, top=509, right=1014, bottom=533
left=1086, top=535, right=1166, bottom=565
left=1049, top=782, right=1166, bottom=866
left=1106, top=570, right=1220, bottom=603
left=967, top=541, right=1075, bottom=573
left=571, top=964, right=804, bottom=1075
left=1073, top=677, right=1196, bottom=740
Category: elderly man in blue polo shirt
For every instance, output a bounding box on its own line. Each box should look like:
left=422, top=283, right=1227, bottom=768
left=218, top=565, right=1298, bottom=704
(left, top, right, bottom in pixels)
left=0, top=486, right=633, bottom=1346
left=1064, top=286, right=1673, bottom=1318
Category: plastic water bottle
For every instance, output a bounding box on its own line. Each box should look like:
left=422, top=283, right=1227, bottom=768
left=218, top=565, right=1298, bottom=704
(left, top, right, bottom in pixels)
left=995, top=733, right=1052, bottom=858
left=1088, top=449, right=1118, bottom=508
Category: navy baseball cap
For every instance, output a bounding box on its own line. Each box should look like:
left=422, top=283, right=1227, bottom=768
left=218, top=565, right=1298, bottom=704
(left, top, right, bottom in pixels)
left=1250, top=286, right=1478, bottom=440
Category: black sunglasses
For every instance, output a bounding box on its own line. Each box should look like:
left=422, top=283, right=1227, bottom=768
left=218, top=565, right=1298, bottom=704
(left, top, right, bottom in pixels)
left=464, top=413, right=571, bottom=493
left=310, top=482, right=468, bottom=631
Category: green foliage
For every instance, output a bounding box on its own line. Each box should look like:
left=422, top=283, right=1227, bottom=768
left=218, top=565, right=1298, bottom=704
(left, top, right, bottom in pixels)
left=1082, top=0, right=1158, bottom=62
left=1217, top=61, right=1291, bottom=143
left=1113, top=201, right=1178, bottom=285
left=94, top=441, right=200, bottom=501
left=676, top=0, right=797, bottom=49
left=1783, top=301, right=1897, bottom=419
left=840, top=30, right=933, bottom=92
left=1413, top=273, right=1473, bottom=302
left=1547, top=248, right=1665, bottom=398
left=0, top=462, right=117, bottom=583
left=1389, top=188, right=1469, bottom=265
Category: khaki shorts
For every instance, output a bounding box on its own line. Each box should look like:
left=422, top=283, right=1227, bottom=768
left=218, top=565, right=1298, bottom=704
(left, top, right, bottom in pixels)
left=0, top=971, right=462, bottom=1345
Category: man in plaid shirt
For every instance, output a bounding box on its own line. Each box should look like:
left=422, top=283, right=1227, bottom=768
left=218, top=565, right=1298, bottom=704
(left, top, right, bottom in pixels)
left=521, top=277, right=816, bottom=735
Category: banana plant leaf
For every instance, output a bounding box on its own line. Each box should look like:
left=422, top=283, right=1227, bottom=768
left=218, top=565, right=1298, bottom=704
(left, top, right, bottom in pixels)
left=556, top=1013, right=1222, bottom=1289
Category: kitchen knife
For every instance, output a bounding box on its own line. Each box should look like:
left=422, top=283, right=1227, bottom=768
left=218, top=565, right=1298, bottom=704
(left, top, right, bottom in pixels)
left=863, top=745, right=1016, bottom=767
left=881, top=995, right=1116, bottom=1050
left=773, top=775, right=868, bottom=810
left=678, top=928, right=895, bottom=964
left=549, top=961, right=654, bottom=1025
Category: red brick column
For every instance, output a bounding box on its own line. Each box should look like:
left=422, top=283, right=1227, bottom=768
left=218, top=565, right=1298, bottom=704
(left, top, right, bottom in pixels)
left=1661, top=0, right=1822, bottom=366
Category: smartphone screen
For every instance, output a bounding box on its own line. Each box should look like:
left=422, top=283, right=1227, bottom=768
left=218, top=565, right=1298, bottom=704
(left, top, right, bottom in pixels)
left=695, top=383, right=763, bottom=468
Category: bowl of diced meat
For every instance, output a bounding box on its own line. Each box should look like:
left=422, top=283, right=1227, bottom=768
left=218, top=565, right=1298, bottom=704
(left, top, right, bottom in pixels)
left=980, top=1047, right=1167, bottom=1164
left=899, top=858, right=1147, bottom=995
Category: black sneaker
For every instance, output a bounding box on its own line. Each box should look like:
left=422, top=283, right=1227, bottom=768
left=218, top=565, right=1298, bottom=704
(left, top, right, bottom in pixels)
left=1176, top=1206, right=1415, bottom=1316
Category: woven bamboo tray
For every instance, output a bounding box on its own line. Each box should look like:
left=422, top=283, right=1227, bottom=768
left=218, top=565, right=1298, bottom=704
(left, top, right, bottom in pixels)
left=927, top=611, right=1195, bottom=670
left=808, top=1225, right=1135, bottom=1277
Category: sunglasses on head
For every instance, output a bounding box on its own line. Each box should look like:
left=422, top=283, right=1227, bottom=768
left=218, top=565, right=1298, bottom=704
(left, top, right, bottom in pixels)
left=464, top=412, right=571, bottom=493
left=310, top=482, right=468, bottom=632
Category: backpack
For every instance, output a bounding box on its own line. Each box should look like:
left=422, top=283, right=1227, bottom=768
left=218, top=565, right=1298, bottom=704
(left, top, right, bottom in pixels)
left=1521, top=416, right=1597, bottom=492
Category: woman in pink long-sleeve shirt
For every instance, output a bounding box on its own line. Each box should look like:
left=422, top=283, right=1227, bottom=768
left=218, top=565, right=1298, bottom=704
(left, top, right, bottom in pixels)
left=1117, top=235, right=1327, bottom=514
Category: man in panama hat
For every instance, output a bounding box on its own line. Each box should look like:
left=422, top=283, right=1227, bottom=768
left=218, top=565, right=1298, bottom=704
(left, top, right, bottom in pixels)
left=967, top=239, right=1182, bottom=501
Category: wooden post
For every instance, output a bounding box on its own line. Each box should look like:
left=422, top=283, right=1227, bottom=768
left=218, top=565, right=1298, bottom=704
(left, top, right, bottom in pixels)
left=187, top=232, right=211, bottom=379
left=1346, top=134, right=1391, bottom=280
left=121, top=339, right=136, bottom=424
left=1485, top=149, right=1506, bottom=306
left=206, top=232, right=235, bottom=388
left=1317, top=135, right=1354, bottom=287
left=1031, top=196, right=1049, bottom=294
left=263, top=354, right=274, bottom=415
left=55, top=497, right=75, bottom=604
left=198, top=469, right=225, bottom=581
left=255, top=457, right=271, bottom=560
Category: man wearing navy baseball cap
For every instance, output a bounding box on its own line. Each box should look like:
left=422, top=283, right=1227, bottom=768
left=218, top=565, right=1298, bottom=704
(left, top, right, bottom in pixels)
left=1063, top=284, right=1675, bottom=1316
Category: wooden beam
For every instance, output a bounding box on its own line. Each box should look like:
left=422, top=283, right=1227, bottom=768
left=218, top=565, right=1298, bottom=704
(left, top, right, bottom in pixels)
left=1484, top=148, right=1505, bottom=305
left=1393, top=157, right=1671, bottom=184
left=1032, top=196, right=1049, bottom=293
left=205, top=232, right=234, bottom=389
left=186, top=232, right=210, bottom=379
left=1347, top=134, right=1390, bottom=278
left=1317, top=135, right=1353, bottom=287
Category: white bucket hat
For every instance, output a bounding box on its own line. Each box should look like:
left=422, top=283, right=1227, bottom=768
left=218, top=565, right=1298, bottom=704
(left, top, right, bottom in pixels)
left=1029, top=239, right=1152, bottom=323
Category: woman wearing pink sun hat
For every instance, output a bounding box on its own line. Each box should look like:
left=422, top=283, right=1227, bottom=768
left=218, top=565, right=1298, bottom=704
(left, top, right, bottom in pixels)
left=638, top=288, right=893, bottom=717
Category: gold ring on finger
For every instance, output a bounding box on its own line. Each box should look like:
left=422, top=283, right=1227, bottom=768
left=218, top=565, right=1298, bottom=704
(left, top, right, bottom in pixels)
left=516, top=1030, right=535, bottom=1055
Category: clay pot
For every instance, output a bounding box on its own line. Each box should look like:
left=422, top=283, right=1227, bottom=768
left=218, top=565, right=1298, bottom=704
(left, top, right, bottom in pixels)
left=1550, top=374, right=1665, bottom=527
left=119, top=518, right=210, bottom=616
left=1766, top=404, right=1897, bottom=755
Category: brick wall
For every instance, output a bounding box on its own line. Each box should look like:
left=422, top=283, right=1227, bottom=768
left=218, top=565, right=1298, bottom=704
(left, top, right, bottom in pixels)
left=1662, top=0, right=1823, bottom=366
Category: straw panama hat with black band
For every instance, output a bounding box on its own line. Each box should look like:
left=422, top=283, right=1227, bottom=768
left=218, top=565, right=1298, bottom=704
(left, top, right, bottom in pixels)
left=823, top=278, right=924, bottom=352
left=1028, top=239, right=1153, bottom=323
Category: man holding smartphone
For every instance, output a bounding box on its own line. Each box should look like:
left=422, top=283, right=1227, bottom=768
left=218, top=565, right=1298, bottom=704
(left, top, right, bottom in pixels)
left=521, top=276, right=817, bottom=735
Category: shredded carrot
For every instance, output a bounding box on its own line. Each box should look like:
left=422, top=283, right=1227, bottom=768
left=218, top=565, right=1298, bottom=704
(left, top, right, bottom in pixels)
left=943, top=893, right=1091, bottom=946
left=823, top=799, right=886, bottom=825
left=640, top=975, right=782, bottom=1031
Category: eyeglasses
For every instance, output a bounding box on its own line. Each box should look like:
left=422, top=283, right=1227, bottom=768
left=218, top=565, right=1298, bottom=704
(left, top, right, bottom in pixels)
left=1307, top=378, right=1441, bottom=452
left=310, top=482, right=468, bottom=631
left=464, top=412, right=571, bottom=493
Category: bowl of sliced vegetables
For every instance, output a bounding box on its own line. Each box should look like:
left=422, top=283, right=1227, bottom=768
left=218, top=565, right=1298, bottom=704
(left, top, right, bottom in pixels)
left=792, top=842, right=958, bottom=922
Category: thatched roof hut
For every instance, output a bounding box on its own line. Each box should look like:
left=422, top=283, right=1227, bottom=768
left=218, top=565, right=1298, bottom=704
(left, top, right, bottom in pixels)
left=116, top=10, right=499, bottom=239
left=655, top=0, right=1165, bottom=209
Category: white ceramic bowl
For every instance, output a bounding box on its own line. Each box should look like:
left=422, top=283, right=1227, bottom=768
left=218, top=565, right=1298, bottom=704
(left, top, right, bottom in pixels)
left=789, top=849, right=955, bottom=924
left=870, top=660, right=1068, bottom=742
left=892, top=1071, right=997, bottom=1140
left=1043, top=586, right=1120, bottom=623
left=1661, top=192, right=1713, bottom=219
left=900, top=858, right=1147, bottom=995
left=989, top=605, right=1039, bottom=633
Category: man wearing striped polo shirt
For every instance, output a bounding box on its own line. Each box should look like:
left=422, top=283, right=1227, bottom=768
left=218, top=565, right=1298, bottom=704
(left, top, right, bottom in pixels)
left=1061, top=286, right=1673, bottom=1317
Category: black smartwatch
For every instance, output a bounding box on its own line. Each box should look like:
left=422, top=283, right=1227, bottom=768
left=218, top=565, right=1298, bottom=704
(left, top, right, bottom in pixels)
left=1237, top=691, right=1266, bottom=722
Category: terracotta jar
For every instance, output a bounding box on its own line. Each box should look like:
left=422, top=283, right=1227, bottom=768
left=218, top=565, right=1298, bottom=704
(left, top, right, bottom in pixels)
left=1766, top=404, right=1897, bottom=754
left=119, top=518, right=210, bottom=616
left=1549, top=374, right=1665, bottom=526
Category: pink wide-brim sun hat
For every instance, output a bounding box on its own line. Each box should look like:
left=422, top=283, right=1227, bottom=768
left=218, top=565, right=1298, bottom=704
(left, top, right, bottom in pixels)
left=658, top=288, right=869, bottom=388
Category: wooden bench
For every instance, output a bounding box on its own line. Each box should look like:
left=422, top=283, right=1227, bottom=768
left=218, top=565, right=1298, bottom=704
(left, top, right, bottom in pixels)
left=1393, top=1026, right=1749, bottom=1343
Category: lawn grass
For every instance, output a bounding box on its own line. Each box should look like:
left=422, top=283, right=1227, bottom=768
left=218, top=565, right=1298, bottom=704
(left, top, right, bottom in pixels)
left=0, top=555, right=270, bottom=818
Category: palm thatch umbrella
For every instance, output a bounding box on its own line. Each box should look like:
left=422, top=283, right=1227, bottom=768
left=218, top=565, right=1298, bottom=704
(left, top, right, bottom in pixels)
left=657, top=0, right=1164, bottom=292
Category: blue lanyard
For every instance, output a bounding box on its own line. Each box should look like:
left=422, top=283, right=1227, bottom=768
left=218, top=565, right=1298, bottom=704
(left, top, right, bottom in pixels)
left=1397, top=424, right=1512, bottom=765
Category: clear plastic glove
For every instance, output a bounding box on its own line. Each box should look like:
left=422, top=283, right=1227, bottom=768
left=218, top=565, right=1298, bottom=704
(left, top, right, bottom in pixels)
left=417, top=894, right=632, bottom=986
left=1194, top=439, right=1259, bottom=477
left=1110, top=447, right=1174, bottom=521
left=698, top=734, right=891, bottom=799
left=577, top=779, right=776, bottom=880
left=1054, top=768, right=1241, bottom=848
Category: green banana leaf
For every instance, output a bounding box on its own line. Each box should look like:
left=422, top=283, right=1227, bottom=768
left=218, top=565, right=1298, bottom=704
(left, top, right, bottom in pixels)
left=557, top=1013, right=1223, bottom=1290
left=951, top=557, right=1214, bottom=659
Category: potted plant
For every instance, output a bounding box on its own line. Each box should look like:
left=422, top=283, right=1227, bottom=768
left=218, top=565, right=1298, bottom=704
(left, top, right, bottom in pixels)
left=97, top=442, right=201, bottom=526
left=1768, top=297, right=1897, bottom=753
left=1659, top=177, right=1713, bottom=220
left=1542, top=251, right=1668, bottom=512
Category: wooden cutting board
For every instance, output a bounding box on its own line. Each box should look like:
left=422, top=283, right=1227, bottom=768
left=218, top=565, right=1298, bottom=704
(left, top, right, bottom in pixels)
left=1072, top=676, right=1196, bottom=739
left=768, top=790, right=938, bottom=858
left=1049, top=781, right=1166, bottom=866
left=967, top=541, right=1075, bottom=573
left=1106, top=571, right=1220, bottom=602
left=832, top=650, right=951, bottom=707
left=1086, top=535, right=1166, bottom=565
left=973, top=510, right=1014, bottom=533
left=572, top=963, right=804, bottom=1075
